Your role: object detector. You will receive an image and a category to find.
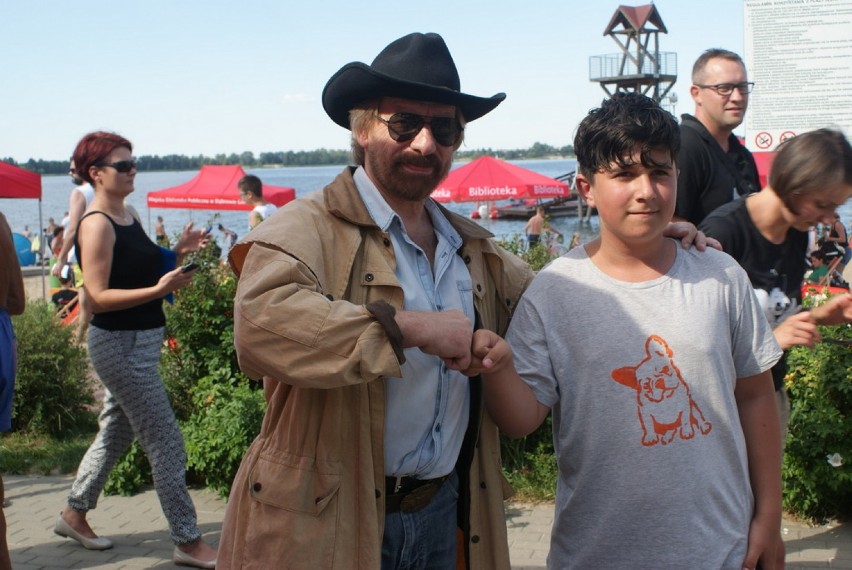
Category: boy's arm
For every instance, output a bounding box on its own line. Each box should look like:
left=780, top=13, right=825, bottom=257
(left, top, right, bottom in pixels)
left=470, top=330, right=549, bottom=438
left=735, top=370, right=782, bottom=570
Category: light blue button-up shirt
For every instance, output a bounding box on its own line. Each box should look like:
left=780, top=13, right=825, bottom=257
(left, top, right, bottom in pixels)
left=354, top=167, right=473, bottom=479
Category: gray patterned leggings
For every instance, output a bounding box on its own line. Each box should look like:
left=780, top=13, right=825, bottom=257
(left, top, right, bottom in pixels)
left=67, top=326, right=201, bottom=545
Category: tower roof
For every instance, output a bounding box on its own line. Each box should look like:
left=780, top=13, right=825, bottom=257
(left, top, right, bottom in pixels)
left=603, top=4, right=668, bottom=35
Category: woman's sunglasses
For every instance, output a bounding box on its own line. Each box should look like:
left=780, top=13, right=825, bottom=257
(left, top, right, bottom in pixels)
left=96, top=159, right=138, bottom=173
left=374, top=113, right=463, bottom=147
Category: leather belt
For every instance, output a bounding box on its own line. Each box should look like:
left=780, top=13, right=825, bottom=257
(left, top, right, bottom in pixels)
left=384, top=474, right=451, bottom=514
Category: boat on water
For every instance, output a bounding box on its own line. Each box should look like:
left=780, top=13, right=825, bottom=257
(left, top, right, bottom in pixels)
left=488, top=171, right=596, bottom=219
left=491, top=195, right=584, bottom=219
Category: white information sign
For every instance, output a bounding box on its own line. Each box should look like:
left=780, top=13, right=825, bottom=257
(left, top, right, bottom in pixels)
left=744, top=0, right=852, bottom=151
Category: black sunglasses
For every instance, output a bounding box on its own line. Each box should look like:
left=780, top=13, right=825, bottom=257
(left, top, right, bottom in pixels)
left=375, top=112, right=463, bottom=147
left=96, top=159, right=138, bottom=173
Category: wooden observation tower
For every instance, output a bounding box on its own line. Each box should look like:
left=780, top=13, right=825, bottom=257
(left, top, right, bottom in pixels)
left=589, top=4, right=677, bottom=110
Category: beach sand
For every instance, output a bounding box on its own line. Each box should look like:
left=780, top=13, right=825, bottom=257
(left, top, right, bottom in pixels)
left=24, top=272, right=51, bottom=303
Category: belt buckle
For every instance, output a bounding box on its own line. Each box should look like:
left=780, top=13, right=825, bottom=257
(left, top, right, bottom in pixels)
left=400, top=482, right=439, bottom=513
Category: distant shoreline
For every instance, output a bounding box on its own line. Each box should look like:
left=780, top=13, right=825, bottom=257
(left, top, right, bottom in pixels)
left=8, top=152, right=577, bottom=178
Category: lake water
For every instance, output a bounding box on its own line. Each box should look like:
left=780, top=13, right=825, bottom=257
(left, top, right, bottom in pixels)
left=5, top=157, right=851, bottom=264
left=1, top=158, right=592, bottom=260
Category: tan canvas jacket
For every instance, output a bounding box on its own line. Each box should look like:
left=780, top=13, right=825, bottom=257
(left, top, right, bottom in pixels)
left=217, top=168, right=533, bottom=570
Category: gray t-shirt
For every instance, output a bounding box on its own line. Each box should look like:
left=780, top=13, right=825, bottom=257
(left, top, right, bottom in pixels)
left=506, top=241, right=782, bottom=569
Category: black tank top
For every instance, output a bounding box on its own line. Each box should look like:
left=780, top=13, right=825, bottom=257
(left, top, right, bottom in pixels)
left=76, top=211, right=166, bottom=330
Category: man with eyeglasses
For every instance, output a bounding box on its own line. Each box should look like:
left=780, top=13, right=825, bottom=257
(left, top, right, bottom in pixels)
left=675, top=48, right=761, bottom=224
left=216, top=32, right=534, bottom=570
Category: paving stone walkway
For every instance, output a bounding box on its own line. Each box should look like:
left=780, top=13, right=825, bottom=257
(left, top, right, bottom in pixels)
left=6, top=474, right=851, bottom=568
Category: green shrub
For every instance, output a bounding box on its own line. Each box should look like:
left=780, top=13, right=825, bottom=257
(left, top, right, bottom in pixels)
left=103, top=440, right=151, bottom=496
left=497, top=233, right=560, bottom=272
left=11, top=300, right=96, bottom=438
left=183, top=373, right=266, bottom=497
left=161, top=246, right=244, bottom=421
left=783, top=294, right=852, bottom=523
left=501, top=415, right=557, bottom=501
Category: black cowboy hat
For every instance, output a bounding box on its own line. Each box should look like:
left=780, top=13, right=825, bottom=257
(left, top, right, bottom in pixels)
left=322, top=32, right=506, bottom=129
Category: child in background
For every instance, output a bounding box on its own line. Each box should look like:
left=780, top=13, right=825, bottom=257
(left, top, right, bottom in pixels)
left=51, top=265, right=78, bottom=311
left=806, top=250, right=830, bottom=284
left=467, top=92, right=783, bottom=569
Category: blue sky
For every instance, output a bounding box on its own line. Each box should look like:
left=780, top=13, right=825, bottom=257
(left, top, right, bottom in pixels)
left=1, top=0, right=745, bottom=162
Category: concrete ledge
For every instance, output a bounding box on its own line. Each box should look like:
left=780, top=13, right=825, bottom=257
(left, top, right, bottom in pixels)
left=21, top=266, right=48, bottom=278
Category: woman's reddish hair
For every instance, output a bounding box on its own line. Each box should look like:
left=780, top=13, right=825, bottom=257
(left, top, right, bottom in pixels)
left=72, top=131, right=133, bottom=185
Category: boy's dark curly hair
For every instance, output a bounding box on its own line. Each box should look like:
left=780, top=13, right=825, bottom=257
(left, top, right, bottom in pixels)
left=574, top=92, right=680, bottom=179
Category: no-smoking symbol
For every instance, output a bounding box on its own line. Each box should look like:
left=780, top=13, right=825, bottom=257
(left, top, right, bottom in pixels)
left=755, top=132, right=773, bottom=149
left=780, top=131, right=796, bottom=143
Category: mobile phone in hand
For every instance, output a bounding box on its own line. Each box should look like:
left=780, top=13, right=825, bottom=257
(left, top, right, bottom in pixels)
left=180, top=262, right=199, bottom=273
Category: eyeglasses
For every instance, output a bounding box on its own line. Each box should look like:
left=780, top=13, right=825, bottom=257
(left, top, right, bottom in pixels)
left=694, top=82, right=754, bottom=96
left=374, top=112, right=463, bottom=147
left=96, top=159, right=137, bottom=173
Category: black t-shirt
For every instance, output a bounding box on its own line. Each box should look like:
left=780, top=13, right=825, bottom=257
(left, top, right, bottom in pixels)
left=700, top=197, right=808, bottom=390
left=676, top=114, right=761, bottom=225
left=76, top=212, right=166, bottom=331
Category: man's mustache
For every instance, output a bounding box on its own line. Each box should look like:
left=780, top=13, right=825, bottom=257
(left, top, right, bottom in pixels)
left=397, top=155, right=441, bottom=170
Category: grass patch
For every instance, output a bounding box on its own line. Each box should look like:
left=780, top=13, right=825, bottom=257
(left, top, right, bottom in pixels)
left=0, top=432, right=93, bottom=475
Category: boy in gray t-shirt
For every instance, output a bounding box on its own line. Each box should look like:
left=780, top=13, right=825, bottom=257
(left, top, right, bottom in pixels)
left=468, top=93, right=783, bottom=570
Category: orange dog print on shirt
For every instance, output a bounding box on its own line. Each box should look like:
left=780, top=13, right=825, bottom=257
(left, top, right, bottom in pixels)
left=611, top=335, right=712, bottom=446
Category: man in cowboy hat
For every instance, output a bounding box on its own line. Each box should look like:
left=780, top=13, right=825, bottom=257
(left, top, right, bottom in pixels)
left=216, top=32, right=533, bottom=570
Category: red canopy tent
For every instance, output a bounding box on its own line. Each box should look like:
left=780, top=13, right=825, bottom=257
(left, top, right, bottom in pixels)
left=752, top=151, right=775, bottom=188
left=146, top=165, right=295, bottom=211
left=431, top=156, right=570, bottom=203
left=0, top=161, right=45, bottom=296
left=0, top=161, right=42, bottom=200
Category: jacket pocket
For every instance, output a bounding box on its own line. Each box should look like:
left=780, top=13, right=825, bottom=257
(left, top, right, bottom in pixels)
left=249, top=451, right=341, bottom=514
left=241, top=452, right=342, bottom=569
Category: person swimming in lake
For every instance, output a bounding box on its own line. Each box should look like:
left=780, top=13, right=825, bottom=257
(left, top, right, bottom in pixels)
left=524, top=206, right=562, bottom=248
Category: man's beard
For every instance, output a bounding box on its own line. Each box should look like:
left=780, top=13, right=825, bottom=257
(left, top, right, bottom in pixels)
left=366, top=151, right=451, bottom=202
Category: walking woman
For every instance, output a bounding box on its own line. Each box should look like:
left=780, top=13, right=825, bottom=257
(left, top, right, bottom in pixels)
left=53, top=131, right=217, bottom=568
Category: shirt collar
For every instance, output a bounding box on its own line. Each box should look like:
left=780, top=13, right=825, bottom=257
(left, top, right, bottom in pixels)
left=353, top=167, right=396, bottom=231
left=352, top=166, right=464, bottom=250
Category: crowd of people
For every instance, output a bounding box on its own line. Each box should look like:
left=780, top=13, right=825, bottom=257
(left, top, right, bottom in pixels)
left=1, top=32, right=852, bottom=570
